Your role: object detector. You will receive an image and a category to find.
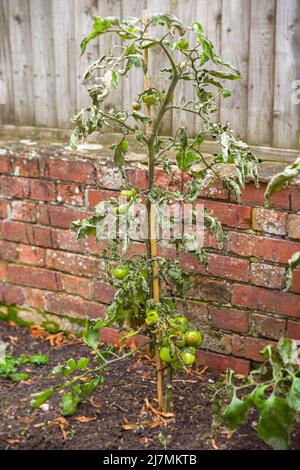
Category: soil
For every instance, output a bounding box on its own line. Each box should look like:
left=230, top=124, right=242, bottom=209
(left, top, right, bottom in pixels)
left=0, top=321, right=299, bottom=451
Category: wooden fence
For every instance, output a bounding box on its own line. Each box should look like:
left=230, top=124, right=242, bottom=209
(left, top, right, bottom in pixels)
left=0, top=0, right=299, bottom=160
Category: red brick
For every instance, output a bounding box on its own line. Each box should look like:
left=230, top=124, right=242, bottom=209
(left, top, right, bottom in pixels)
left=127, top=168, right=148, bottom=191
left=45, top=292, right=105, bottom=319
left=209, top=306, right=249, bottom=333
left=287, top=214, right=300, bottom=239
left=88, top=189, right=119, bottom=209
left=7, top=264, right=62, bottom=291
left=99, top=326, right=148, bottom=349
left=250, top=262, right=285, bottom=289
left=19, top=244, right=46, bottom=266
left=29, top=180, right=56, bottom=201
left=252, top=313, right=286, bottom=340
left=94, top=281, right=116, bottom=304
left=0, top=283, right=25, bottom=305
left=290, top=187, right=300, bottom=211
left=45, top=158, right=96, bottom=184
left=287, top=320, right=300, bottom=340
left=236, top=182, right=290, bottom=210
left=11, top=201, right=36, bottom=222
left=22, top=287, right=46, bottom=310
left=232, top=284, right=300, bottom=318
left=0, top=240, right=18, bottom=261
left=189, top=277, right=231, bottom=303
left=48, top=206, right=90, bottom=229
left=53, top=229, right=86, bottom=254
left=252, top=208, right=287, bottom=236
left=46, top=249, right=104, bottom=278
left=62, top=274, right=94, bottom=300
left=179, top=252, right=249, bottom=282
left=232, top=335, right=277, bottom=362
left=0, top=176, right=30, bottom=198
left=228, top=231, right=300, bottom=263
left=0, top=199, right=8, bottom=218
left=175, top=299, right=208, bottom=324
left=204, top=200, right=252, bottom=228
left=291, top=270, right=300, bottom=294
left=2, top=220, right=53, bottom=248
left=10, top=156, right=39, bottom=177
left=0, top=263, right=7, bottom=281
left=0, top=155, right=10, bottom=174
left=199, top=177, right=229, bottom=200
left=197, top=350, right=250, bottom=375
left=204, top=230, right=224, bottom=250
left=56, top=183, right=84, bottom=207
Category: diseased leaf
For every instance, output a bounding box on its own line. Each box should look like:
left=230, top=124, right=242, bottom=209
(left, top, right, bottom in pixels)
left=60, top=392, right=81, bottom=416
left=114, top=138, right=128, bottom=174
left=222, top=395, right=250, bottom=428
left=257, top=396, right=294, bottom=450
left=31, top=388, right=55, bottom=408
left=265, top=158, right=300, bottom=208
left=83, top=321, right=100, bottom=349
left=285, top=251, right=300, bottom=291
left=287, top=377, right=300, bottom=411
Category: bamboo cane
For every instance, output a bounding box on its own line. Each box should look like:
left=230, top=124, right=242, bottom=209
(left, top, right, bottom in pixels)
left=143, top=9, right=164, bottom=411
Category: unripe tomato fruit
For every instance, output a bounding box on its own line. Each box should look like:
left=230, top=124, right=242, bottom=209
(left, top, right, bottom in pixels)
left=174, top=332, right=186, bottom=348
left=120, top=189, right=133, bottom=201
left=185, top=346, right=196, bottom=355
left=184, top=330, right=202, bottom=347
left=132, top=101, right=141, bottom=111
left=130, top=188, right=137, bottom=198
left=141, top=93, right=157, bottom=105
left=181, top=349, right=196, bottom=366
left=113, top=205, right=127, bottom=215
left=174, top=316, right=189, bottom=329
left=140, top=269, right=149, bottom=280
left=159, top=346, right=174, bottom=363
left=113, top=266, right=127, bottom=280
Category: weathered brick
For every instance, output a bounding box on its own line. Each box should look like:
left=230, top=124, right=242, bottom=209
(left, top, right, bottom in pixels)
left=0, top=175, right=30, bottom=198
left=232, top=284, right=300, bottom=318
left=231, top=335, right=277, bottom=362
left=0, top=263, right=7, bottom=281
left=197, top=350, right=250, bottom=375
left=236, top=182, right=290, bottom=210
left=45, top=158, right=96, bottom=184
left=291, top=270, right=300, bottom=294
left=56, top=183, right=84, bottom=206
left=204, top=200, right=252, bottom=228
left=88, top=189, right=119, bottom=209
left=287, top=320, right=300, bottom=340
left=250, top=262, right=285, bottom=289
left=48, top=206, right=90, bottom=229
left=29, top=180, right=56, bottom=201
left=0, top=199, right=8, bottom=218
left=62, top=274, right=94, bottom=300
left=174, top=299, right=208, bottom=324
left=0, top=240, right=18, bottom=261
left=0, top=155, right=10, bottom=174
left=36, top=203, right=50, bottom=225
left=7, top=264, right=62, bottom=291
left=19, top=244, right=46, bottom=266
left=209, top=306, right=249, bottom=333
left=252, top=208, right=287, bottom=236
left=53, top=229, right=86, bottom=254
left=46, top=249, right=104, bottom=278
left=179, top=252, right=249, bottom=282
left=252, top=313, right=286, bottom=340
left=11, top=201, right=36, bottom=222
left=287, top=214, right=300, bottom=239
left=99, top=326, right=148, bottom=350
left=45, top=292, right=105, bottom=319
left=22, top=287, right=46, bottom=310
left=189, top=277, right=231, bottom=303
left=228, top=231, right=300, bottom=263
left=94, top=281, right=116, bottom=304
left=10, top=156, right=39, bottom=177
left=2, top=220, right=53, bottom=248
left=290, top=187, right=300, bottom=212
left=127, top=168, right=148, bottom=190
left=0, top=283, right=25, bottom=305
left=97, top=164, right=124, bottom=190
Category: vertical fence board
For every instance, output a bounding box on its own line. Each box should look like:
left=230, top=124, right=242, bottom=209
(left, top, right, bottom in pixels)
left=247, top=0, right=276, bottom=146
left=7, top=0, right=34, bottom=126
left=74, top=0, right=99, bottom=112
left=98, top=0, right=123, bottom=115
left=171, top=0, right=196, bottom=137
left=220, top=0, right=250, bottom=140
left=273, top=0, right=300, bottom=149
left=0, top=0, right=15, bottom=124
left=52, top=0, right=77, bottom=129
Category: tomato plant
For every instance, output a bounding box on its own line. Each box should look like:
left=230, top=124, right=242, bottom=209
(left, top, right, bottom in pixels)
left=30, top=12, right=258, bottom=416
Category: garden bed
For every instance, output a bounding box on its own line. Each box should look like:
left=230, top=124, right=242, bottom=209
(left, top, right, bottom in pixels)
left=0, top=321, right=300, bottom=451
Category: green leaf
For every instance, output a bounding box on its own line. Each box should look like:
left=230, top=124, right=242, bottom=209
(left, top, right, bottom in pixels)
left=222, top=395, right=250, bottom=428
left=208, top=70, right=241, bottom=80
left=83, top=321, right=100, bottom=349
left=175, top=38, right=189, bottom=51
left=150, top=13, right=187, bottom=36
left=132, top=111, right=152, bottom=123
left=30, top=388, right=55, bottom=408
left=28, top=354, right=48, bottom=365
left=264, top=158, right=300, bottom=208
left=80, top=16, right=118, bottom=54
left=60, top=392, right=81, bottom=416
left=277, top=337, right=299, bottom=366
left=77, top=357, right=89, bottom=370
left=176, top=150, right=199, bottom=172
left=257, top=395, right=294, bottom=450
left=287, top=377, right=300, bottom=410
left=9, top=373, right=29, bottom=382
left=114, top=138, right=128, bottom=174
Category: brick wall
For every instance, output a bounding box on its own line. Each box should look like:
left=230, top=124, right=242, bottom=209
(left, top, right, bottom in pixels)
left=0, top=142, right=300, bottom=375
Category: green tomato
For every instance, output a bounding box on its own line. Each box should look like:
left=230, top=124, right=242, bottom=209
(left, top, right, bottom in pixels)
left=130, top=188, right=137, bottom=198
left=159, top=346, right=174, bottom=364
left=132, top=101, right=141, bottom=111
left=174, top=332, right=186, bottom=348
left=184, top=330, right=202, bottom=347
left=181, top=349, right=196, bottom=367
left=170, top=360, right=183, bottom=370
left=174, top=316, right=189, bottom=330
left=140, top=269, right=149, bottom=280
left=120, top=190, right=133, bottom=201
left=113, top=266, right=127, bottom=280
left=185, top=346, right=196, bottom=355
left=141, top=93, right=157, bottom=105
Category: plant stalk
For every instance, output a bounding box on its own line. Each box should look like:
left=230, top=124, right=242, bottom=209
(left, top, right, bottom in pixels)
left=164, top=367, right=173, bottom=413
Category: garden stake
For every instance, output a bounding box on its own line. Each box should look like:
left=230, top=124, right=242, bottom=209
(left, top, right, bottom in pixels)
left=143, top=9, right=164, bottom=412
